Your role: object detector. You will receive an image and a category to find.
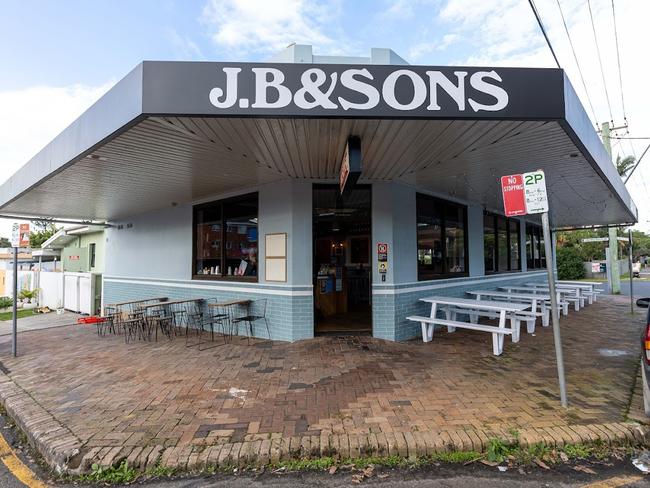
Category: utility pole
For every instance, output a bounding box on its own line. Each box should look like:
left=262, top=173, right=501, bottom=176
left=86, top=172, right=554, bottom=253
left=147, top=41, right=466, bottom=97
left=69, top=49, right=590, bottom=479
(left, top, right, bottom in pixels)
left=601, top=122, right=621, bottom=294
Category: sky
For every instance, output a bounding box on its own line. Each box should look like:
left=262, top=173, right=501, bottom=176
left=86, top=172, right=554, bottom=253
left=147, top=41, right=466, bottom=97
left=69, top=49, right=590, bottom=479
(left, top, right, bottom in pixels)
left=1, top=0, right=649, bottom=238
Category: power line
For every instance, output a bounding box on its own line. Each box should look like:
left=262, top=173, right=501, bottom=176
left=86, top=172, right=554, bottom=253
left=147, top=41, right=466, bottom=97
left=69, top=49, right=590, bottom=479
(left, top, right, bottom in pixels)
left=611, top=0, right=628, bottom=123
left=587, top=0, right=614, bottom=123
left=555, top=0, right=599, bottom=125
left=624, top=143, right=650, bottom=183
left=610, top=136, right=650, bottom=140
left=527, top=0, right=561, bottom=68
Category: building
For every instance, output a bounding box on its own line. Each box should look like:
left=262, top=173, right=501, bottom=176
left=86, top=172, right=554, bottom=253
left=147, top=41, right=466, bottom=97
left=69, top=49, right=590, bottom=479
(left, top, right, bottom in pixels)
left=40, top=224, right=105, bottom=273
left=0, top=45, right=636, bottom=341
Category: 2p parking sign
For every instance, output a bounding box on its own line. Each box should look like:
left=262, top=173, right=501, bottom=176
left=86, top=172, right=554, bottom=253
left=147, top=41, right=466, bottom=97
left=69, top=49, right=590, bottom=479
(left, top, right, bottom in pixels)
left=501, top=170, right=548, bottom=216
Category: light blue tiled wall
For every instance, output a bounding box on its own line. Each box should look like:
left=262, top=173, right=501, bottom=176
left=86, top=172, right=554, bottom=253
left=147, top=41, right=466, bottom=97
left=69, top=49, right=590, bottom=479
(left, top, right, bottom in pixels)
left=372, top=271, right=548, bottom=341
left=103, top=278, right=313, bottom=342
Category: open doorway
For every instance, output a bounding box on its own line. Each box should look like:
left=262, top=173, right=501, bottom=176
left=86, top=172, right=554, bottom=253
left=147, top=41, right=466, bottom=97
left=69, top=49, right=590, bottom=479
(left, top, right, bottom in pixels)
left=313, top=185, right=372, bottom=335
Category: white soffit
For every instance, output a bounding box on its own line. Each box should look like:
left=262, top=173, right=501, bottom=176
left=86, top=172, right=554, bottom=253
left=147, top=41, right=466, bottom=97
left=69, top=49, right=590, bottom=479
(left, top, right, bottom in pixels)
left=0, top=116, right=631, bottom=227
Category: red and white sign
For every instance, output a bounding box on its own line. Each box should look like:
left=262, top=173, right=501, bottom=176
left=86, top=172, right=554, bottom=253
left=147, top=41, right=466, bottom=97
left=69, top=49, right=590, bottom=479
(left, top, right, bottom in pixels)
left=10, top=223, right=30, bottom=248
left=500, top=174, right=526, bottom=216
left=501, top=170, right=549, bottom=216
left=377, top=243, right=388, bottom=254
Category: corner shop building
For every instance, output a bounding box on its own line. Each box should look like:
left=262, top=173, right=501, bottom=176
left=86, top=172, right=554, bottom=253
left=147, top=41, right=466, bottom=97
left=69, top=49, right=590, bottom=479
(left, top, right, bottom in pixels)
left=0, top=46, right=637, bottom=341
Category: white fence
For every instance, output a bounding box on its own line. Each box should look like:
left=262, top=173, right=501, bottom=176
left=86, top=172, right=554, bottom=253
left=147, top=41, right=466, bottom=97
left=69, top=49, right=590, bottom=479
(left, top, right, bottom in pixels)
left=4, top=271, right=100, bottom=315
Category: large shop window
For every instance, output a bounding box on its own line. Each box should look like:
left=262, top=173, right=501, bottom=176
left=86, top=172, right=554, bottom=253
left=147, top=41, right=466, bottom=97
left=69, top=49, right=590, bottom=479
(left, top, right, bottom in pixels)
left=193, top=193, right=258, bottom=281
left=417, top=194, right=468, bottom=280
left=484, top=212, right=521, bottom=273
left=526, top=223, right=546, bottom=269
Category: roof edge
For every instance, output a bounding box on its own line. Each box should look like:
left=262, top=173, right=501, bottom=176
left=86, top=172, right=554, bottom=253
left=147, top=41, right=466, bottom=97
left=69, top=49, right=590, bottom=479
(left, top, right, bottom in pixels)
left=561, top=73, right=637, bottom=224
left=0, top=63, right=146, bottom=212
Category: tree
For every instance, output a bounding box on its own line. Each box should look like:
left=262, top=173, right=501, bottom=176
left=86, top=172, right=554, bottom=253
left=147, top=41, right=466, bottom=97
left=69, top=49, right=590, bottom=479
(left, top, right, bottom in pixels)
left=556, top=247, right=585, bottom=280
left=28, top=221, right=59, bottom=248
left=0, top=237, right=10, bottom=248
left=616, top=154, right=636, bottom=177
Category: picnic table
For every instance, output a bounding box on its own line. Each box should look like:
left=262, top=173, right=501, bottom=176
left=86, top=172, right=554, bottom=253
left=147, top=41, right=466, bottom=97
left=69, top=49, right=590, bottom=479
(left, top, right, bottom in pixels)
left=557, top=281, right=604, bottom=303
left=499, top=285, right=575, bottom=313
left=466, top=289, right=553, bottom=330
left=406, top=296, right=530, bottom=356
left=525, top=282, right=597, bottom=306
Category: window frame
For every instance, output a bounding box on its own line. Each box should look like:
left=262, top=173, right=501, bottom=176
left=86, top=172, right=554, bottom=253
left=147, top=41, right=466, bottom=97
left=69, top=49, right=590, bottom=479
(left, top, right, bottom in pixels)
left=525, top=222, right=545, bottom=270
left=484, top=211, right=521, bottom=274
left=89, top=242, right=96, bottom=269
left=416, top=193, right=469, bottom=281
left=192, top=192, right=259, bottom=282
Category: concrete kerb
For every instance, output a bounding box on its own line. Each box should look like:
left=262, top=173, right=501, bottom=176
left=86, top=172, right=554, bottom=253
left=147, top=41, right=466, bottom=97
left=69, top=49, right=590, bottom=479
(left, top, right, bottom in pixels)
left=0, top=370, right=82, bottom=474
left=0, top=374, right=649, bottom=474
left=0, top=370, right=648, bottom=474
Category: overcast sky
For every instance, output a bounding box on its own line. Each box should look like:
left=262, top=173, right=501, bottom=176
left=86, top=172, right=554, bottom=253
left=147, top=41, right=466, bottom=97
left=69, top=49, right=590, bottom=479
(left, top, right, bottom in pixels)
left=1, top=0, right=648, bottom=238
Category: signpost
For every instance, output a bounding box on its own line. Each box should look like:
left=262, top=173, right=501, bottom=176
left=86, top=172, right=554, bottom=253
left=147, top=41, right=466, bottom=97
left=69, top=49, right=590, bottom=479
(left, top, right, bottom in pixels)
left=10, top=223, right=29, bottom=357
left=377, top=242, right=388, bottom=282
left=500, top=170, right=567, bottom=407
left=339, top=136, right=362, bottom=197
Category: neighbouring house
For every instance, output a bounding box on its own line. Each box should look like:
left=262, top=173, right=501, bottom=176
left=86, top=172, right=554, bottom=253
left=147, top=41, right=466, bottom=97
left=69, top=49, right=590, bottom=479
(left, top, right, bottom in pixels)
left=0, top=44, right=637, bottom=341
left=41, top=224, right=105, bottom=273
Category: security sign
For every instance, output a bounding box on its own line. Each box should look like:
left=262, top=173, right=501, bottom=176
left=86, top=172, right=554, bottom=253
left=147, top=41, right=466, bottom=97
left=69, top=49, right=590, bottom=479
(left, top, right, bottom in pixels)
left=377, top=242, right=388, bottom=274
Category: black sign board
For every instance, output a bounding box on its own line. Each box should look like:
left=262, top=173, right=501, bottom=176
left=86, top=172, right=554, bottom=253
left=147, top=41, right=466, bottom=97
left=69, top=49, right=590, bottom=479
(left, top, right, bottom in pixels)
left=340, top=136, right=362, bottom=196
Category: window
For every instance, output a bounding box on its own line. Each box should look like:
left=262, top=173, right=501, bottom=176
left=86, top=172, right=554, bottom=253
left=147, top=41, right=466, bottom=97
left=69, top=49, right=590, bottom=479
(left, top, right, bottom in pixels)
left=526, top=223, right=546, bottom=269
left=193, top=193, right=258, bottom=280
left=484, top=212, right=521, bottom=273
left=417, top=194, right=468, bottom=280
left=89, top=243, right=96, bottom=268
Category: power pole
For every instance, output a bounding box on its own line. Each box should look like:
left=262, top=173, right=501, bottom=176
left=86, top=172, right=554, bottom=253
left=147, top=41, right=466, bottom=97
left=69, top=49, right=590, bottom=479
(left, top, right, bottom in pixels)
left=601, top=122, right=621, bottom=294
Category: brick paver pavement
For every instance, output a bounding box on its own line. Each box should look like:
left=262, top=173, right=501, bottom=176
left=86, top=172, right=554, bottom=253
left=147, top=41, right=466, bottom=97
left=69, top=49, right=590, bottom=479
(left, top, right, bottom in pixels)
left=0, top=296, right=646, bottom=472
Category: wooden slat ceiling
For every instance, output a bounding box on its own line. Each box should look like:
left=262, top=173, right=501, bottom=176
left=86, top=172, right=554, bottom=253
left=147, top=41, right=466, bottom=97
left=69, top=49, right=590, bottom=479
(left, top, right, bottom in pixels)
left=0, top=116, right=630, bottom=226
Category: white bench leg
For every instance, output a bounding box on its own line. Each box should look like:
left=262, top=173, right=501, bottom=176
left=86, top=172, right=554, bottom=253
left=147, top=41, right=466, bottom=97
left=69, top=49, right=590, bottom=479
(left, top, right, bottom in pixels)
left=574, top=298, right=579, bottom=311
left=526, top=319, right=535, bottom=334
left=588, top=294, right=593, bottom=305
left=510, top=317, right=520, bottom=343
left=562, top=302, right=568, bottom=316
left=469, top=311, right=478, bottom=324
left=444, top=309, right=456, bottom=333
left=541, top=305, right=550, bottom=327
left=492, top=310, right=506, bottom=355
left=420, top=322, right=434, bottom=342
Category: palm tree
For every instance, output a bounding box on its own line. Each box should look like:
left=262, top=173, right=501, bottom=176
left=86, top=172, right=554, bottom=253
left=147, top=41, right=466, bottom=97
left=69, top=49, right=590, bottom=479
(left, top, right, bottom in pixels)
left=616, top=154, right=636, bottom=177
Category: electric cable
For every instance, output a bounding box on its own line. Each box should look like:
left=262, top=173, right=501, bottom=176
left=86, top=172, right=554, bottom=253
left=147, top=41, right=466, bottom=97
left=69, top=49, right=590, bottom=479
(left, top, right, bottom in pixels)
left=528, top=0, right=561, bottom=68
left=611, top=0, right=627, bottom=124
left=587, top=0, right=614, bottom=123
left=556, top=0, right=599, bottom=125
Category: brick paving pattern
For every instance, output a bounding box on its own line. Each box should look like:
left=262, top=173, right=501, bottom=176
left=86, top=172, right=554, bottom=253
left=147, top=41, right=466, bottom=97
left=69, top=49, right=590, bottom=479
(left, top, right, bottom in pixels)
left=0, top=296, right=646, bottom=472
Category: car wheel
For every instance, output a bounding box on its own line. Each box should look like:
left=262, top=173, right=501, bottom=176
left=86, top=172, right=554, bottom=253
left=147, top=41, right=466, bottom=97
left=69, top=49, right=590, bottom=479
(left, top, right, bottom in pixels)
left=641, top=359, right=650, bottom=417
left=637, top=298, right=650, bottom=308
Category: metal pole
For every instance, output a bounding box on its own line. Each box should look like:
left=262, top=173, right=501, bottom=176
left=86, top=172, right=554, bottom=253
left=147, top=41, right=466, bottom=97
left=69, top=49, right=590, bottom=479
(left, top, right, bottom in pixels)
left=12, top=247, right=18, bottom=357
left=601, top=122, right=621, bottom=294
left=541, top=212, right=568, bottom=407
left=629, top=229, right=634, bottom=314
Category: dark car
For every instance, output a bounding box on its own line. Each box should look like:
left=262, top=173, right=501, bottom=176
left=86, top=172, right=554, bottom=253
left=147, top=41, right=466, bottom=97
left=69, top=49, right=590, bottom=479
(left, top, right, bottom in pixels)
left=639, top=298, right=650, bottom=415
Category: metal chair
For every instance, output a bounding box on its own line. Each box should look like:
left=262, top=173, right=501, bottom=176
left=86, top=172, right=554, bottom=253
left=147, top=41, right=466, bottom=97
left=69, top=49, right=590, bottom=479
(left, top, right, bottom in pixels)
left=232, top=299, right=270, bottom=343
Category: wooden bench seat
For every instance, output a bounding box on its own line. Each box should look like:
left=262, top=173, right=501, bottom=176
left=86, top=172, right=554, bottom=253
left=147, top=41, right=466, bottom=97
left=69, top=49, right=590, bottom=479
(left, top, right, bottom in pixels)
left=406, top=315, right=513, bottom=356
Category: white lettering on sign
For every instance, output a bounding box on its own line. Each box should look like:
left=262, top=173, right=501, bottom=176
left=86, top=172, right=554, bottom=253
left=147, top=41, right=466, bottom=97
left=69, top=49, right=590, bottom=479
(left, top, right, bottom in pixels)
left=523, top=170, right=549, bottom=214
left=209, top=67, right=510, bottom=113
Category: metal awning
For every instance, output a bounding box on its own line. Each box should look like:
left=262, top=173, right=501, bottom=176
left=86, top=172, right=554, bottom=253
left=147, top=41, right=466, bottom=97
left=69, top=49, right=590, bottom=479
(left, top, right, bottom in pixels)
left=0, top=61, right=637, bottom=227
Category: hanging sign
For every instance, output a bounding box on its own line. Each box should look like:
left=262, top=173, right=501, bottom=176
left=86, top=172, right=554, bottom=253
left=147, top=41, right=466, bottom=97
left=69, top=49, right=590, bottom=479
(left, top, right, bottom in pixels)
left=340, top=136, right=362, bottom=196
left=10, top=223, right=30, bottom=248
left=500, top=170, right=548, bottom=216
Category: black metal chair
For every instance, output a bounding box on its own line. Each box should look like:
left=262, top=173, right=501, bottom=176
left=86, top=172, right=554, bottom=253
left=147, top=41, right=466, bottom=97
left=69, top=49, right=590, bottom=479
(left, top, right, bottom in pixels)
left=232, top=299, right=270, bottom=343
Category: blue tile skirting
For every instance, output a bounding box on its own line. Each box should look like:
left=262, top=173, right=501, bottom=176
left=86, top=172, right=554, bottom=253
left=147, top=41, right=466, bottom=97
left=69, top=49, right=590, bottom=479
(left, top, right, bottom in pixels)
left=104, top=271, right=548, bottom=343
